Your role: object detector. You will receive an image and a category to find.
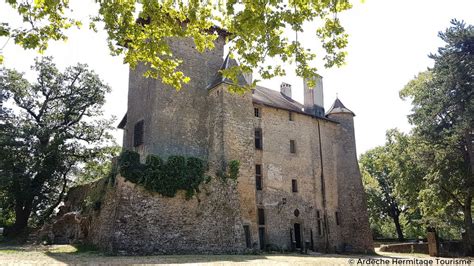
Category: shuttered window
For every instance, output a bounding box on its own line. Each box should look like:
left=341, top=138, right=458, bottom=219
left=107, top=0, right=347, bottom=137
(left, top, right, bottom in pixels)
left=256, top=164, right=262, bottom=190
left=255, top=128, right=263, bottom=150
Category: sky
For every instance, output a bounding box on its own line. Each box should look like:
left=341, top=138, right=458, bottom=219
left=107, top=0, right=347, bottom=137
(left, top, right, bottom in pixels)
left=1, top=0, right=473, bottom=155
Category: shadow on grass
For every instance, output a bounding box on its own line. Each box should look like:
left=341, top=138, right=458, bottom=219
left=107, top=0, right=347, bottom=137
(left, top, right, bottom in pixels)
left=41, top=245, right=418, bottom=264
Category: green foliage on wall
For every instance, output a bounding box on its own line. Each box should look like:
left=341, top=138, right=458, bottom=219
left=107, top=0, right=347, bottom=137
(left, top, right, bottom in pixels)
left=117, top=150, right=211, bottom=199
left=216, top=160, right=240, bottom=181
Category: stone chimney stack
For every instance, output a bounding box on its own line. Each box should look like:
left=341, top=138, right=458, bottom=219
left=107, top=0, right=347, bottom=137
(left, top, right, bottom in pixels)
left=280, top=82, right=292, bottom=98
left=304, top=75, right=324, bottom=117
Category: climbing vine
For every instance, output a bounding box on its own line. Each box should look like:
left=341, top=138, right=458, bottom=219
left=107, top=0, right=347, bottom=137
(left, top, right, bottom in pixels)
left=216, top=160, right=240, bottom=181
left=117, top=150, right=211, bottom=199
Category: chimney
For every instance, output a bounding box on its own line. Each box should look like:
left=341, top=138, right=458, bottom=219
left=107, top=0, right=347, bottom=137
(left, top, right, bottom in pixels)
left=303, top=75, right=325, bottom=117
left=280, top=82, right=292, bottom=98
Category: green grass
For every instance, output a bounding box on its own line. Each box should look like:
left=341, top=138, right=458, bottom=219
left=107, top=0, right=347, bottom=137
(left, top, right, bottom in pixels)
left=0, top=249, right=20, bottom=254
left=47, top=244, right=101, bottom=255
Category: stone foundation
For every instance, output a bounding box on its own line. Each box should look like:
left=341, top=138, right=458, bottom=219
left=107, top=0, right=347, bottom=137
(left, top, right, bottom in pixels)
left=44, top=175, right=247, bottom=255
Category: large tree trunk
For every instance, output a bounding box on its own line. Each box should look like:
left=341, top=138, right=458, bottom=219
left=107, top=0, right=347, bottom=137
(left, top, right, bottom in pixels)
left=6, top=200, right=33, bottom=237
left=393, top=213, right=405, bottom=242
left=463, top=196, right=473, bottom=255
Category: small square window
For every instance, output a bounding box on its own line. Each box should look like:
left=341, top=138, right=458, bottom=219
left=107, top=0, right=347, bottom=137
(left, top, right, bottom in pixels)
left=290, top=140, right=296, bottom=153
left=289, top=111, right=293, bottom=121
left=292, top=179, right=298, bottom=192
left=254, top=108, right=260, bottom=118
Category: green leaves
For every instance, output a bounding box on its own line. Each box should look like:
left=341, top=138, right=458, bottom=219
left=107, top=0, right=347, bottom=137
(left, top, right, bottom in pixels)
left=0, top=57, right=114, bottom=231
left=118, top=151, right=208, bottom=199
left=3, top=0, right=352, bottom=91
left=5, top=0, right=80, bottom=53
left=397, top=19, right=473, bottom=241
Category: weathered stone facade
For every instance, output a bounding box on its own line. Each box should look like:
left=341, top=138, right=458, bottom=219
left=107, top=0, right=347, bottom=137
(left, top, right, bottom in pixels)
left=45, top=175, right=247, bottom=254
left=54, top=34, right=373, bottom=254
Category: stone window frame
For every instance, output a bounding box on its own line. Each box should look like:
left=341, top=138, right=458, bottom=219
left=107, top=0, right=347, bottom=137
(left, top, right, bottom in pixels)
left=291, top=179, right=298, bottom=193
left=133, top=119, right=144, bottom=147
left=255, top=164, right=263, bottom=190
left=290, top=139, right=296, bottom=154
left=255, top=128, right=263, bottom=150
left=289, top=111, right=294, bottom=121
left=316, top=210, right=323, bottom=236
left=335, top=211, right=341, bottom=226
left=254, top=107, right=261, bottom=118
left=257, top=207, right=265, bottom=225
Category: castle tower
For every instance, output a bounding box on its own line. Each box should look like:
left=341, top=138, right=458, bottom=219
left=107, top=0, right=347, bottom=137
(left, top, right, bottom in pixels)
left=304, top=75, right=324, bottom=117
left=121, top=33, right=227, bottom=159
left=326, top=98, right=374, bottom=253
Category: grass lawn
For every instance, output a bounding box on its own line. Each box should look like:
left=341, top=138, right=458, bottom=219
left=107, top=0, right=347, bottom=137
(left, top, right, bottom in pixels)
left=0, top=245, right=472, bottom=265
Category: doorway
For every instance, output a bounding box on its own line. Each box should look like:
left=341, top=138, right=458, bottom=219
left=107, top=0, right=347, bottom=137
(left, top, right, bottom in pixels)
left=294, top=223, right=302, bottom=249
left=258, top=227, right=265, bottom=250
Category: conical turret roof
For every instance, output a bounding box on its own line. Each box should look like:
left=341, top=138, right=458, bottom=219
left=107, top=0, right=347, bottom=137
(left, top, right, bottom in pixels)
left=326, top=98, right=355, bottom=116
left=206, top=53, right=249, bottom=90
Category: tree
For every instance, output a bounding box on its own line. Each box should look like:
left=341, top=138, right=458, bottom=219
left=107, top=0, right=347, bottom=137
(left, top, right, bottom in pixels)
left=0, top=0, right=352, bottom=90
left=361, top=146, right=405, bottom=241
left=400, top=19, right=473, bottom=254
left=360, top=130, right=426, bottom=241
left=0, top=57, right=113, bottom=235
left=74, top=145, right=121, bottom=185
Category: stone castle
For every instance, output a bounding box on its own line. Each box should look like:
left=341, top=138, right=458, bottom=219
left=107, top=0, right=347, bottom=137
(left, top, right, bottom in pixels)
left=45, top=32, right=373, bottom=254
left=112, top=31, right=373, bottom=254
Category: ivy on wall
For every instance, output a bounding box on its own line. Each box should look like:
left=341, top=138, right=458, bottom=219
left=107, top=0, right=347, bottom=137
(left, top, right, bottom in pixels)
left=117, top=150, right=215, bottom=199
left=217, top=160, right=240, bottom=181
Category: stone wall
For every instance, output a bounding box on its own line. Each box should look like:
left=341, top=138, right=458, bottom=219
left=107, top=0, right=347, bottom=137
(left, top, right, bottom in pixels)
left=124, top=36, right=226, bottom=159
left=251, top=105, right=344, bottom=252
left=379, top=243, right=429, bottom=254
left=58, top=174, right=247, bottom=255
left=328, top=112, right=374, bottom=253
left=109, top=175, right=246, bottom=255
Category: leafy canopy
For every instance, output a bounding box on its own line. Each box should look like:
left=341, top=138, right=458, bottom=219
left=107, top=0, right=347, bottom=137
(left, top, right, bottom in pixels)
left=0, top=57, right=114, bottom=231
left=1, top=0, right=352, bottom=90
left=399, top=19, right=473, bottom=244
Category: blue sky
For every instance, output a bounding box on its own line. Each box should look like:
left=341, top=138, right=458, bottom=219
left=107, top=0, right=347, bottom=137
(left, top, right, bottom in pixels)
left=1, top=0, right=473, bottom=154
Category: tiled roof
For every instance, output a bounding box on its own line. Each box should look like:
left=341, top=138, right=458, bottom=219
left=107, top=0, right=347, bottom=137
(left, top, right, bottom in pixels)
left=326, top=98, right=355, bottom=116
left=252, top=86, right=337, bottom=123
left=252, top=86, right=303, bottom=112
left=118, top=113, right=127, bottom=129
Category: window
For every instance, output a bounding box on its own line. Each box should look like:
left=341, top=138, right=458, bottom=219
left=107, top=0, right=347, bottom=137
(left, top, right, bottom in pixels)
left=289, top=111, right=293, bottom=121
left=256, top=164, right=262, bottom=190
left=317, top=211, right=323, bottom=236
left=254, top=107, right=260, bottom=118
left=243, top=225, right=251, bottom=248
left=133, top=120, right=144, bottom=147
left=290, top=140, right=296, bottom=153
left=335, top=211, right=340, bottom=226
left=255, top=128, right=263, bottom=150
left=292, top=179, right=298, bottom=192
left=258, top=208, right=265, bottom=225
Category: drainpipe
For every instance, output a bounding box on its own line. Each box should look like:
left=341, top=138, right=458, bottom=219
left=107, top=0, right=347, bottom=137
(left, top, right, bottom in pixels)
left=317, top=120, right=330, bottom=252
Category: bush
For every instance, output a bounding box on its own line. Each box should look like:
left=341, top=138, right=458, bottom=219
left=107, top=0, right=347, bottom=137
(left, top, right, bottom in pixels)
left=117, top=151, right=210, bottom=199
